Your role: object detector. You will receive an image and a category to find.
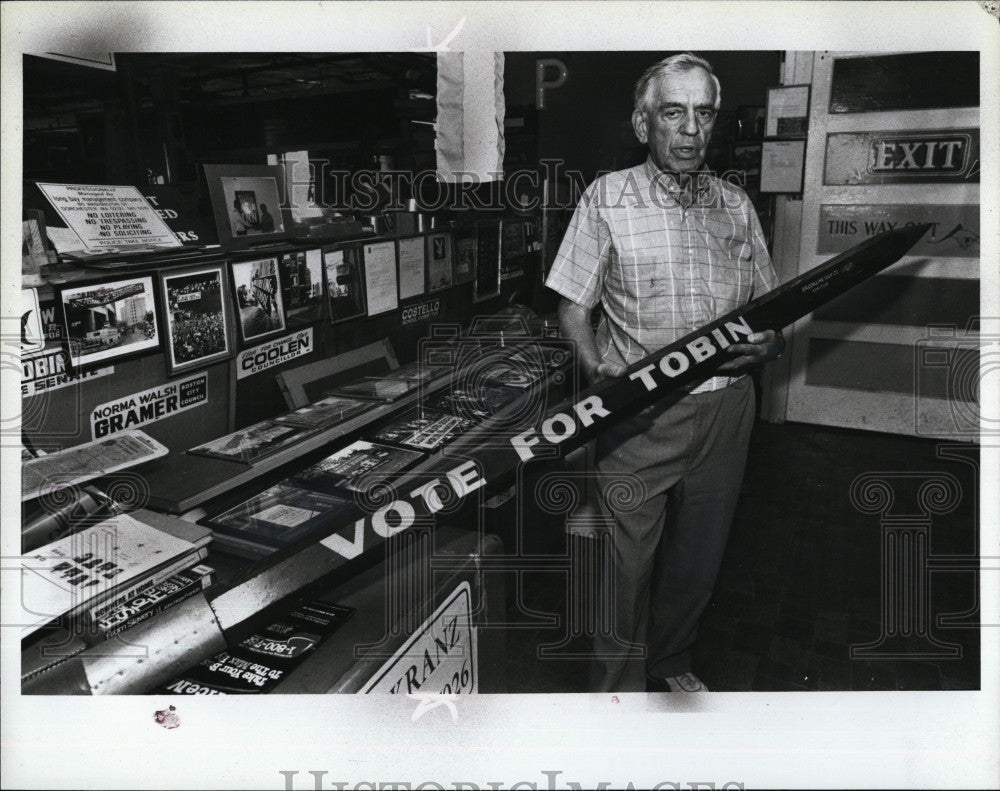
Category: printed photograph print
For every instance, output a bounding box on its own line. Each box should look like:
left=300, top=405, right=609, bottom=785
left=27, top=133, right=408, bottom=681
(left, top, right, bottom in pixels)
left=323, top=246, right=367, bottom=324
left=291, top=439, right=425, bottom=494
left=188, top=419, right=316, bottom=465
left=204, top=163, right=290, bottom=251
left=160, top=265, right=232, bottom=376
left=280, top=248, right=325, bottom=326
left=230, top=257, right=287, bottom=344
left=58, top=275, right=160, bottom=369
left=426, top=231, right=454, bottom=292
left=223, top=178, right=283, bottom=237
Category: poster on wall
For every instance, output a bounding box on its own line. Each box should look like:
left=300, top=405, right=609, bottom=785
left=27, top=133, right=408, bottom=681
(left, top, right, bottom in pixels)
left=363, top=240, right=399, bottom=316
left=453, top=229, right=476, bottom=285
left=323, top=246, right=367, bottom=324
left=21, top=288, right=45, bottom=354
left=279, top=249, right=324, bottom=326
left=90, top=373, right=208, bottom=440
left=823, top=128, right=980, bottom=185
left=36, top=182, right=181, bottom=255
left=765, top=84, right=810, bottom=137
left=230, top=257, right=286, bottom=344
left=817, top=204, right=980, bottom=258
left=21, top=296, right=115, bottom=398
left=159, top=264, right=233, bottom=376
left=760, top=139, right=806, bottom=193
left=57, top=275, right=161, bottom=370
left=426, top=232, right=454, bottom=292
left=397, top=236, right=426, bottom=301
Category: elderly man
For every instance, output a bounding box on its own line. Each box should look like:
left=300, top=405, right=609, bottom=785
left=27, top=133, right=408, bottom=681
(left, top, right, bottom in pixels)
left=545, top=53, right=783, bottom=692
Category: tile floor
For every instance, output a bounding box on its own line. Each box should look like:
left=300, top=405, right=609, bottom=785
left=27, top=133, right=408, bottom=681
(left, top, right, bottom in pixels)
left=499, top=420, right=981, bottom=692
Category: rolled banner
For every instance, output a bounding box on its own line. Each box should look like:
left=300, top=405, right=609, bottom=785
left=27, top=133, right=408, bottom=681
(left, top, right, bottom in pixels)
left=28, top=223, right=931, bottom=694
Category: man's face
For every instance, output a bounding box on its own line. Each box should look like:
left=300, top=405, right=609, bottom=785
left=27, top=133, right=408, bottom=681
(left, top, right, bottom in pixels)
left=632, top=67, right=717, bottom=174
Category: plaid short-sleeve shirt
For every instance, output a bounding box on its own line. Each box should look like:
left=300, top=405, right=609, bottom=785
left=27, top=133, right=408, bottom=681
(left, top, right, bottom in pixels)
left=545, top=158, right=778, bottom=393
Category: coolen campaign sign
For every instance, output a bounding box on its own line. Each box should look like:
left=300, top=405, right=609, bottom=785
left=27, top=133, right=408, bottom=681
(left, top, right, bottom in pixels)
left=91, top=373, right=208, bottom=439
left=818, top=204, right=979, bottom=258
left=824, top=128, right=979, bottom=185
left=236, top=327, right=313, bottom=380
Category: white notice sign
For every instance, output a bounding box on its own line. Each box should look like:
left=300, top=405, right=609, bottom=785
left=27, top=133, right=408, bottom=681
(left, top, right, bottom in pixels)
left=360, top=581, right=478, bottom=695
left=36, top=182, right=181, bottom=253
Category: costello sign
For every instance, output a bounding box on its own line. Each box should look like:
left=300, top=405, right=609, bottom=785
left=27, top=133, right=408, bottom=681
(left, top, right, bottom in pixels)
left=824, top=128, right=979, bottom=185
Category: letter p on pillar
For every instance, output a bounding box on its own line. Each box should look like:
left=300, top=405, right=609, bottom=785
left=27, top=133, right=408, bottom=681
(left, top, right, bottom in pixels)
left=536, top=58, right=568, bottom=109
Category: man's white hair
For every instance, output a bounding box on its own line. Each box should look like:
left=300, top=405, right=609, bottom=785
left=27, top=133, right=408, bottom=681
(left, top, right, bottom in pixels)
left=633, top=53, right=721, bottom=114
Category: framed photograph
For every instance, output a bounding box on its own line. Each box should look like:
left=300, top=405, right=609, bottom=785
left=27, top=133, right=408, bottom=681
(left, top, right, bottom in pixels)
left=279, top=248, right=325, bottom=326
left=204, top=163, right=290, bottom=251
left=159, top=264, right=234, bottom=376
left=736, top=105, right=765, bottom=140
left=426, top=231, right=454, bottom=292
left=761, top=139, right=807, bottom=193
left=369, top=407, right=478, bottom=452
left=502, top=218, right=526, bottom=260
left=57, top=274, right=161, bottom=370
left=291, top=439, right=425, bottom=494
left=766, top=84, right=811, bottom=138
left=733, top=143, right=763, bottom=177
left=323, top=245, right=366, bottom=324
left=453, top=226, right=476, bottom=285
left=473, top=220, right=502, bottom=303
left=205, top=482, right=355, bottom=550
left=230, top=256, right=286, bottom=344
left=397, top=235, right=426, bottom=301
left=381, top=360, right=452, bottom=384
left=272, top=395, right=374, bottom=431
left=188, top=419, right=316, bottom=465
left=326, top=376, right=423, bottom=403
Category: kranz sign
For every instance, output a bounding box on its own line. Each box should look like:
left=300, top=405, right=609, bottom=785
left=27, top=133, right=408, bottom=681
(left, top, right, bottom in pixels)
left=237, top=328, right=313, bottom=379
left=824, top=128, right=979, bottom=185
left=360, top=582, right=477, bottom=695
left=91, top=373, right=207, bottom=439
left=401, top=298, right=441, bottom=327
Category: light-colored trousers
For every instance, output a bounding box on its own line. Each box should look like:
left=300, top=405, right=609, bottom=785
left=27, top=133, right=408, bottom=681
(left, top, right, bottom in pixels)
left=591, top=376, right=755, bottom=691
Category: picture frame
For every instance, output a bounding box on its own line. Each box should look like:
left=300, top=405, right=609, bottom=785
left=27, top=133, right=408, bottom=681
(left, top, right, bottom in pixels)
left=203, top=163, right=291, bottom=252
left=158, top=263, right=234, bottom=377
left=425, top=231, right=454, bottom=292
left=397, top=235, right=427, bottom=301
left=323, top=244, right=367, bottom=324
left=760, top=139, right=807, bottom=193
left=57, top=274, right=161, bottom=370
left=188, top=419, right=316, bottom=465
left=473, top=220, right=502, bottom=303
left=765, top=84, right=811, bottom=138
left=452, top=226, right=476, bottom=285
left=279, top=248, right=325, bottom=327
left=229, top=256, right=287, bottom=345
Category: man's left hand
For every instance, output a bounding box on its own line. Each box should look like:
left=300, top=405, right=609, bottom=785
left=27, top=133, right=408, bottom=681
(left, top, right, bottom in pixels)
left=716, top=329, right=784, bottom=372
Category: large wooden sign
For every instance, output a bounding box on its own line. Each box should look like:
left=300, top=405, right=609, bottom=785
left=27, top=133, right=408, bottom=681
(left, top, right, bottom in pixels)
left=23, top=224, right=931, bottom=695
